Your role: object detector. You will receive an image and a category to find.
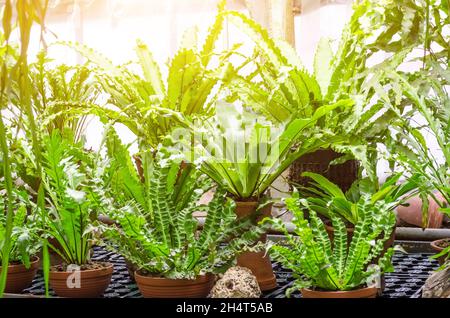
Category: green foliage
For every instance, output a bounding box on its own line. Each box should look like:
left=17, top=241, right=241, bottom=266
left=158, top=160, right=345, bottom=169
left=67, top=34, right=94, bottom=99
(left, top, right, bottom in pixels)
left=40, top=130, right=99, bottom=265
left=184, top=101, right=345, bottom=199
left=0, top=0, right=49, bottom=297
left=0, top=191, right=41, bottom=267
left=386, top=0, right=450, bottom=229
left=264, top=191, right=396, bottom=295
left=98, top=137, right=265, bottom=278
left=62, top=1, right=234, bottom=149
left=223, top=1, right=427, bottom=185
left=299, top=172, right=419, bottom=224
left=30, top=52, right=100, bottom=143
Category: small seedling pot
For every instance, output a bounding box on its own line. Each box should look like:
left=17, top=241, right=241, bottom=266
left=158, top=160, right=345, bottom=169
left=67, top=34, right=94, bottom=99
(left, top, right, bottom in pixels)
left=49, top=262, right=113, bottom=298
left=1, top=256, right=39, bottom=293
left=134, top=272, right=215, bottom=298
left=234, top=200, right=277, bottom=291
left=430, top=238, right=450, bottom=266
left=301, top=285, right=378, bottom=298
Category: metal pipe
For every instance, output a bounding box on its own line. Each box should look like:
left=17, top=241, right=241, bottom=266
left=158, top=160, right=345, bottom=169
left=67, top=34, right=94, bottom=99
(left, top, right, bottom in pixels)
left=395, top=227, right=450, bottom=241
left=102, top=214, right=449, bottom=241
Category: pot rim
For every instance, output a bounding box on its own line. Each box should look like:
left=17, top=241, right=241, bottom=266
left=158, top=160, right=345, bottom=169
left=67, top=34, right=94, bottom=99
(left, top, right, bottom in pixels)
left=430, top=238, right=450, bottom=251
left=50, top=261, right=113, bottom=275
left=301, top=285, right=378, bottom=296
left=1, top=256, right=40, bottom=271
left=134, top=271, right=214, bottom=282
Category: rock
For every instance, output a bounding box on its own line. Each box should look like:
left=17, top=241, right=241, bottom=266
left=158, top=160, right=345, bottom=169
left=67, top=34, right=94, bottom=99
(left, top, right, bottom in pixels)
left=210, top=266, right=261, bottom=298
left=422, top=266, right=450, bottom=298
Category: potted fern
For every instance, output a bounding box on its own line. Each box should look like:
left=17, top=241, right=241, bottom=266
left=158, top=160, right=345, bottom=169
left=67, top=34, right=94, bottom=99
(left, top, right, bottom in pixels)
left=264, top=192, right=396, bottom=298
left=40, top=131, right=113, bottom=298
left=298, top=172, right=418, bottom=252
left=187, top=102, right=345, bottom=290
left=0, top=193, right=41, bottom=294
left=98, top=135, right=264, bottom=298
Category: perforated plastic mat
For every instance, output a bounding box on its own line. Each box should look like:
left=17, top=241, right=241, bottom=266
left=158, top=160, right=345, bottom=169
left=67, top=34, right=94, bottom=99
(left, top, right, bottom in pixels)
left=23, top=246, right=438, bottom=298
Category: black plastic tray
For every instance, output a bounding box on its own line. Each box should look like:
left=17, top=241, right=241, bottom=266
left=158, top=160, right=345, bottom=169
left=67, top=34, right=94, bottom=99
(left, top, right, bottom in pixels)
left=23, top=246, right=439, bottom=298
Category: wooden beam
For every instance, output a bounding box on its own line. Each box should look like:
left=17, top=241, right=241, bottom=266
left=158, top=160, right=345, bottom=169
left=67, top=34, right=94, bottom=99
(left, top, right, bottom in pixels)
left=245, top=0, right=296, bottom=46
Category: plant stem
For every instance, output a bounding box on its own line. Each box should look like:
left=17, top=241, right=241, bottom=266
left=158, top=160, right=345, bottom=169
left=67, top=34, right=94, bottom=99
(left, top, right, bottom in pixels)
left=0, top=115, right=15, bottom=297
left=423, top=0, right=431, bottom=69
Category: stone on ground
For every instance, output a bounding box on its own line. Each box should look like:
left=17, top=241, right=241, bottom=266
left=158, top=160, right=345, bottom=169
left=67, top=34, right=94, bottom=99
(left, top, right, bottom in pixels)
left=210, top=266, right=261, bottom=298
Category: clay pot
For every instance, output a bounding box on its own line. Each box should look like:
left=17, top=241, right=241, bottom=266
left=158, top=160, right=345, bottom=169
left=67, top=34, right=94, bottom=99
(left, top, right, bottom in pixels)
left=125, top=259, right=138, bottom=281
left=301, top=285, right=378, bottom=298
left=234, top=201, right=277, bottom=291
left=289, top=149, right=359, bottom=192
left=135, top=272, right=215, bottom=298
left=430, top=238, right=450, bottom=266
left=1, top=257, right=39, bottom=293
left=49, top=262, right=113, bottom=298
left=396, top=193, right=446, bottom=228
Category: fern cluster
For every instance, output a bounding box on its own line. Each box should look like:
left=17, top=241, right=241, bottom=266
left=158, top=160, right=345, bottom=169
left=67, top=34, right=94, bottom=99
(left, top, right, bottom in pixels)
left=100, top=147, right=264, bottom=278
left=264, top=192, right=396, bottom=296
left=188, top=100, right=343, bottom=200
left=0, top=189, right=41, bottom=267
left=40, top=131, right=101, bottom=265
left=299, top=172, right=419, bottom=225
left=95, top=127, right=265, bottom=278
left=222, top=0, right=426, bottom=184
left=60, top=1, right=235, bottom=150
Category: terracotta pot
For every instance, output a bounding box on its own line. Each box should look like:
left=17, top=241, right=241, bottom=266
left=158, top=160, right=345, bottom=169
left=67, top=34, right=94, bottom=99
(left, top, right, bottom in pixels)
left=289, top=149, right=359, bottom=192
left=430, top=238, right=450, bottom=266
left=235, top=201, right=277, bottom=291
left=1, top=257, right=39, bottom=293
left=135, top=272, right=215, bottom=298
left=125, top=259, right=137, bottom=281
left=396, top=193, right=446, bottom=228
left=301, top=286, right=378, bottom=298
left=49, top=262, right=113, bottom=298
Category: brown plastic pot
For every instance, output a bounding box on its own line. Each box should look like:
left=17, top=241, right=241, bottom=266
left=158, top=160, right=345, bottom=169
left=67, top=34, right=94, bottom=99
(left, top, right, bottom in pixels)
left=235, top=200, right=277, bottom=291
left=289, top=149, right=359, bottom=192
left=430, top=238, right=450, bottom=266
left=1, top=257, right=39, bottom=293
left=49, top=262, right=113, bottom=298
left=135, top=272, right=215, bottom=298
left=301, top=286, right=378, bottom=298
